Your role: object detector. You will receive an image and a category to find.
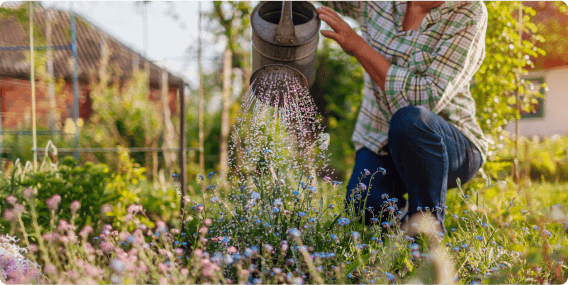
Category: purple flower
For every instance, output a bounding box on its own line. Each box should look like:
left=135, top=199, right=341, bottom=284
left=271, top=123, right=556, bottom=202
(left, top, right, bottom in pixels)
left=6, top=195, right=17, bottom=205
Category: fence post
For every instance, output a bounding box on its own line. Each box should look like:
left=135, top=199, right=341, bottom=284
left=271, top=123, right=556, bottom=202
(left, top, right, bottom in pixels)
left=71, top=6, right=80, bottom=162
left=179, top=83, right=188, bottom=232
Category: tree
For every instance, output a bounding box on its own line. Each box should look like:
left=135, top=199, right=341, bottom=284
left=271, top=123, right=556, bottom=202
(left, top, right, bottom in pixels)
left=470, top=1, right=546, bottom=165
left=209, top=1, right=252, bottom=184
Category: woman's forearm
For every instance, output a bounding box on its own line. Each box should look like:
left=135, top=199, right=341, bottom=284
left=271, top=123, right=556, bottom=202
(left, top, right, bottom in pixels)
left=353, top=38, right=391, bottom=93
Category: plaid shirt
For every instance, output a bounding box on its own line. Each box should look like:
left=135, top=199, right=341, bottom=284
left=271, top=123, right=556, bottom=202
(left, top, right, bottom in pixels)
left=320, top=1, right=489, bottom=163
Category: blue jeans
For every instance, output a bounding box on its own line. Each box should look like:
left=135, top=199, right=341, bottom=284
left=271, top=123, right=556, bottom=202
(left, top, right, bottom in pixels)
left=346, top=106, right=483, bottom=233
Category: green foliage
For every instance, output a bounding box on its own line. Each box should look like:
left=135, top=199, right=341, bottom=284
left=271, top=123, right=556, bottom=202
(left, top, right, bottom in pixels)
left=310, top=38, right=365, bottom=181
left=0, top=150, right=120, bottom=239
left=471, top=1, right=546, bottom=159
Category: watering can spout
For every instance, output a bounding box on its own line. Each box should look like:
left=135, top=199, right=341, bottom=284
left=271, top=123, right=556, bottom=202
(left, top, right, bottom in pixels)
left=275, top=1, right=296, bottom=44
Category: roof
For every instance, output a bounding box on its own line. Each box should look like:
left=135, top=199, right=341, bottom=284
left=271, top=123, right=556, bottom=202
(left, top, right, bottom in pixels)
left=0, top=2, right=184, bottom=88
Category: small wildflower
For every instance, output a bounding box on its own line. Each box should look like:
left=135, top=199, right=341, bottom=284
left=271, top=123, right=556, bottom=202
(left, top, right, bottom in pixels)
left=359, top=183, right=367, bottom=191
left=351, top=231, right=360, bottom=238
left=364, top=169, right=371, bottom=176
left=6, top=195, right=17, bottom=205
left=533, top=225, right=540, bottom=231
left=475, top=235, right=483, bottom=241
left=330, top=234, right=338, bottom=241
left=288, top=228, right=301, bottom=238
left=250, top=192, right=261, bottom=200
left=208, top=172, right=215, bottom=179
left=338, top=217, right=350, bottom=226
left=293, top=191, right=299, bottom=196
left=198, top=175, right=205, bottom=181
left=210, top=197, right=218, bottom=203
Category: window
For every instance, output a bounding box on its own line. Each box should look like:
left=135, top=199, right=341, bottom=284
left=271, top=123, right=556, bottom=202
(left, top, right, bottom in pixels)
left=520, top=77, right=545, bottom=119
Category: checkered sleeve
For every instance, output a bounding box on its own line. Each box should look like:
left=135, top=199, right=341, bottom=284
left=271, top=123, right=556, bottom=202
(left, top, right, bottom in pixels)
left=318, top=1, right=363, bottom=20
left=383, top=3, right=487, bottom=114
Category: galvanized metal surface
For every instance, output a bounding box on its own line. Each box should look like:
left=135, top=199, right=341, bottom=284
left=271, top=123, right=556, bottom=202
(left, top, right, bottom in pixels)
left=251, top=1, right=320, bottom=87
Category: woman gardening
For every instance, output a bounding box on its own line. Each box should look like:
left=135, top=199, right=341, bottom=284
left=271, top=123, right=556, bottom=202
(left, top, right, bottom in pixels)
left=316, top=1, right=488, bottom=235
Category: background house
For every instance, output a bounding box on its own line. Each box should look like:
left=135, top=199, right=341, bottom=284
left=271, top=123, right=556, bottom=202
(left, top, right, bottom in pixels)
left=504, top=1, right=568, bottom=137
left=0, top=3, right=184, bottom=131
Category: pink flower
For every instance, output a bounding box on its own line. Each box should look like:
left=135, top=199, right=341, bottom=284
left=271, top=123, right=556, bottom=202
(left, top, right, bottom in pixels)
left=200, top=259, right=219, bottom=277
left=127, top=204, right=144, bottom=214
left=174, top=248, right=184, bottom=256
left=44, top=263, right=57, bottom=274
left=67, top=270, right=78, bottom=280
left=111, top=230, right=119, bottom=237
left=58, top=220, right=75, bottom=233
left=204, top=218, right=213, bottom=226
left=158, top=263, right=168, bottom=272
left=101, top=241, right=115, bottom=253
left=28, top=244, right=39, bottom=253
left=171, top=228, right=180, bottom=234
left=227, top=246, right=237, bottom=254
left=84, top=264, right=100, bottom=277
left=180, top=268, right=189, bottom=276
left=68, top=233, right=78, bottom=243
left=198, top=227, right=208, bottom=234
left=14, top=203, right=25, bottom=215
left=59, top=236, right=69, bottom=244
left=183, top=195, right=191, bottom=203
left=43, top=232, right=58, bottom=242
left=70, top=200, right=81, bottom=213
left=194, top=249, right=203, bottom=257
left=46, top=194, right=61, bottom=210
left=79, top=226, right=93, bottom=239
left=83, top=242, right=94, bottom=254
left=24, top=187, right=33, bottom=198
left=4, top=209, right=14, bottom=221
left=160, top=276, right=169, bottom=284
left=323, top=176, right=331, bottom=182
left=119, top=231, right=129, bottom=241
left=123, top=213, right=134, bottom=222
left=6, top=195, right=17, bottom=205
left=156, top=220, right=168, bottom=232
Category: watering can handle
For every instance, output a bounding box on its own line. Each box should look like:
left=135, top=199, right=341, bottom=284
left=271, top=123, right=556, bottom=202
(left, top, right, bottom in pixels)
left=274, top=1, right=297, bottom=44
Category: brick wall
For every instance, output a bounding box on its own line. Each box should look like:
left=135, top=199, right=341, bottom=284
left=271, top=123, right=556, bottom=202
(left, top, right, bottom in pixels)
left=0, top=77, right=178, bottom=130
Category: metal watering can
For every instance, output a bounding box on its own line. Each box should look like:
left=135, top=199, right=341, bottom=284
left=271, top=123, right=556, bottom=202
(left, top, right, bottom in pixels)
left=250, top=1, right=321, bottom=94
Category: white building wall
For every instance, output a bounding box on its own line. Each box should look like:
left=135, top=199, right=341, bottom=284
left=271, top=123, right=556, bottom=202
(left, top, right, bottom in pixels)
left=504, top=67, right=568, bottom=137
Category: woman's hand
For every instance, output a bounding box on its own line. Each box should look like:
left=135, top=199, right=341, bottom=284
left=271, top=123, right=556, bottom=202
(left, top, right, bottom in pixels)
left=316, top=6, right=365, bottom=56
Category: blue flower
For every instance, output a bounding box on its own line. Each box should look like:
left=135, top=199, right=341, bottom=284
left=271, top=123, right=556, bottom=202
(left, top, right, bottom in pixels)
left=198, top=175, right=205, bottom=181
left=255, top=219, right=261, bottom=225
left=351, top=231, right=360, bottom=238
left=288, top=228, right=301, bottom=237
left=210, top=197, right=218, bottom=203
left=309, top=218, right=316, bottom=223
left=273, top=199, right=283, bottom=206
left=308, top=186, right=317, bottom=193
left=370, top=218, right=379, bottom=224
left=338, top=217, right=350, bottom=226
left=329, top=204, right=335, bottom=209
left=330, top=234, right=338, bottom=240
left=475, top=235, right=483, bottom=241
left=293, top=191, right=299, bottom=196
left=297, top=212, right=306, bottom=218
left=264, top=149, right=271, bottom=153
left=250, top=192, right=261, bottom=200
left=208, top=172, right=215, bottom=179
left=172, top=173, right=178, bottom=178
left=272, top=207, right=280, bottom=213
left=359, top=183, right=367, bottom=191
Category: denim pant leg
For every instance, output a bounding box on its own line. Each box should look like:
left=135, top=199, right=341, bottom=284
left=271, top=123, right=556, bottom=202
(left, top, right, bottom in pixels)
left=388, top=106, right=483, bottom=233
left=345, top=147, right=407, bottom=225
